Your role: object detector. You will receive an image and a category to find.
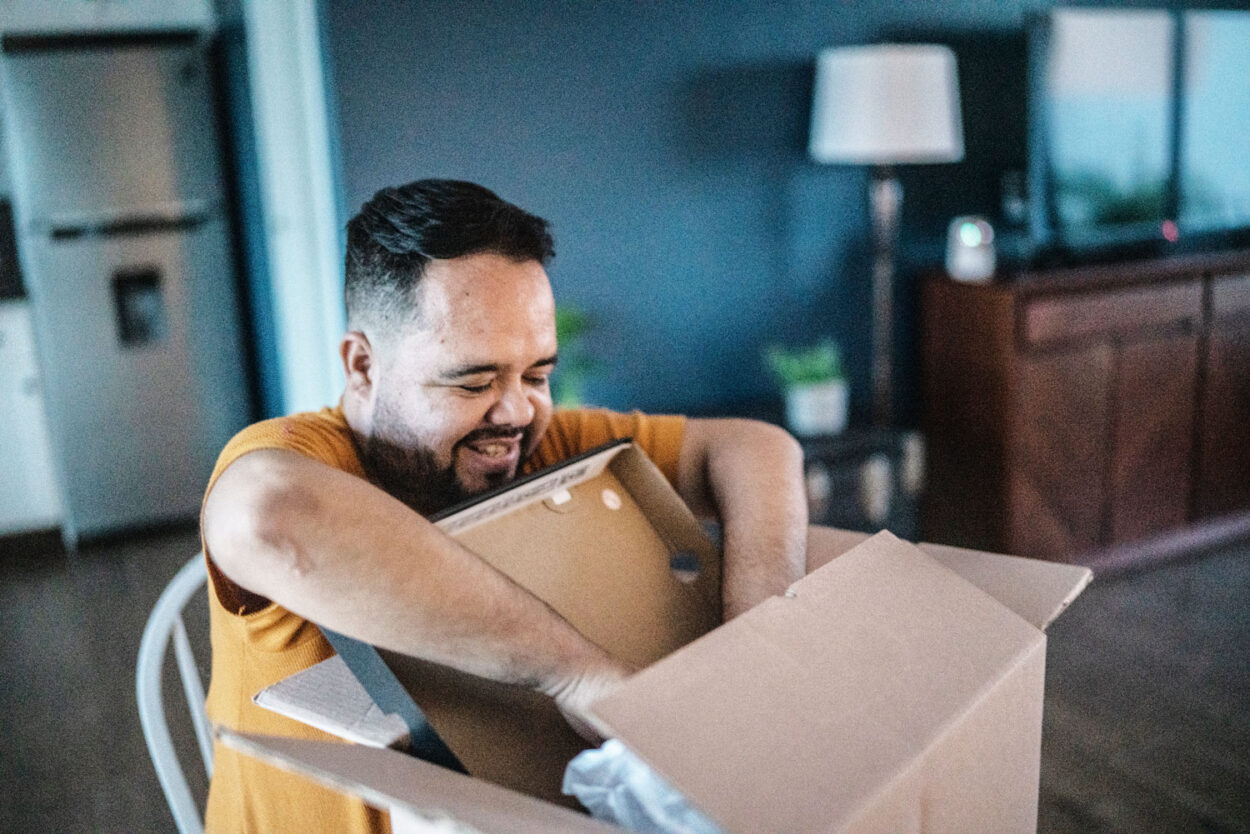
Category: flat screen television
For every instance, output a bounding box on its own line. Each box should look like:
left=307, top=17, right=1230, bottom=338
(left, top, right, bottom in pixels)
left=1026, top=7, right=1250, bottom=264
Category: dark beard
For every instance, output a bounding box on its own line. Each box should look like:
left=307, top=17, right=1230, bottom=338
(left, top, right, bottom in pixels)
left=354, top=380, right=535, bottom=515
left=353, top=423, right=535, bottom=517
left=355, top=433, right=470, bottom=517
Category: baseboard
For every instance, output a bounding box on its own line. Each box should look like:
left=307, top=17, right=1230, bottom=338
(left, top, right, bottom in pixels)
left=0, top=527, right=64, bottom=562
left=1078, top=511, right=1250, bottom=578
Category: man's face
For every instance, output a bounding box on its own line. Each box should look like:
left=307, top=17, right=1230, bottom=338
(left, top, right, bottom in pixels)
left=350, top=253, right=557, bottom=515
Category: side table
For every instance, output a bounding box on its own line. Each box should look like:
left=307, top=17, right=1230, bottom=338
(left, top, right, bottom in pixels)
left=799, top=428, right=924, bottom=540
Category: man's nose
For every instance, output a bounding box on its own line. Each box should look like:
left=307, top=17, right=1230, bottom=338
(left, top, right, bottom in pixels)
left=488, top=380, right=536, bottom=425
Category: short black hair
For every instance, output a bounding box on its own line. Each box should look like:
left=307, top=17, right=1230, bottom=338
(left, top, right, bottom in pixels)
left=344, top=179, right=555, bottom=333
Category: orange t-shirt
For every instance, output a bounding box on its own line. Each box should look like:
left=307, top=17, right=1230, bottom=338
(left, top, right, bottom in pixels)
left=201, top=405, right=685, bottom=834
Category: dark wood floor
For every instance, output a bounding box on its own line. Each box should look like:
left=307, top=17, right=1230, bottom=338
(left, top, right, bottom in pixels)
left=1, top=525, right=1247, bottom=832
left=0, top=525, right=209, bottom=833
left=1040, top=540, right=1250, bottom=833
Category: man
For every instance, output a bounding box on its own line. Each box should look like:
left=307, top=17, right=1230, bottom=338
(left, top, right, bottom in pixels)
left=200, top=179, right=809, bottom=832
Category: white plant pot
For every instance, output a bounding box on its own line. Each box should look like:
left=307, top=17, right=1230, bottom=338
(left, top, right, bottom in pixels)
left=785, top=379, right=849, bottom=437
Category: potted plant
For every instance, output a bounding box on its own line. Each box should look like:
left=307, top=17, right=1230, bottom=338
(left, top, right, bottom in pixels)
left=553, top=306, right=599, bottom=408
left=764, top=338, right=849, bottom=436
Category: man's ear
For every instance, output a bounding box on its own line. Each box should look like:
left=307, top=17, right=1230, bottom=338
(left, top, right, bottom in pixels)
left=340, top=330, right=376, bottom=398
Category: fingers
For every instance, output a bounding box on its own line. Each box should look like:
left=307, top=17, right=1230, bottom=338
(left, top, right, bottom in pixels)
left=551, top=664, right=632, bottom=743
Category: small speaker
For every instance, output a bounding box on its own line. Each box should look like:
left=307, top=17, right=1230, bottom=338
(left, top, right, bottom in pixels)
left=946, top=215, right=996, bottom=283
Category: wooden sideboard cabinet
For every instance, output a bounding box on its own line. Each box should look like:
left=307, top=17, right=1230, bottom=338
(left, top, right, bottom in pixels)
left=920, top=249, right=1250, bottom=562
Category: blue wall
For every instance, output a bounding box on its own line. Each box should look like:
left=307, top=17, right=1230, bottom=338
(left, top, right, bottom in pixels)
left=321, top=0, right=1038, bottom=425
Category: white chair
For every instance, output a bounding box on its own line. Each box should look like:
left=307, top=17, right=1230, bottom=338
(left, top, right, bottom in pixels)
left=137, top=553, right=214, bottom=834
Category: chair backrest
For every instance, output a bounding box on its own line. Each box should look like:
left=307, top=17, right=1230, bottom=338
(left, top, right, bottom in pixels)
left=136, top=553, right=214, bottom=834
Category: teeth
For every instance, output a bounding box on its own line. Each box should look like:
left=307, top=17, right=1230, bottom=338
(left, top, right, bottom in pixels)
left=464, top=436, right=520, bottom=460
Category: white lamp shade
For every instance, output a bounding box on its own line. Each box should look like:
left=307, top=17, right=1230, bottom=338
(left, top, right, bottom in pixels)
left=809, top=44, right=964, bottom=165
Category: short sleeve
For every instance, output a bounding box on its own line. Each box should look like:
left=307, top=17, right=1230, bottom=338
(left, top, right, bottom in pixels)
left=528, top=408, right=687, bottom=486
left=204, top=406, right=364, bottom=498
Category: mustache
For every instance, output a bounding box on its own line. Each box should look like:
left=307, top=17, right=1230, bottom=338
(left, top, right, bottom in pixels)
left=459, top=426, right=527, bottom=444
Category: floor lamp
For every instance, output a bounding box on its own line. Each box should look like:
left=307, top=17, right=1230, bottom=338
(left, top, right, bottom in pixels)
left=809, top=44, right=964, bottom=426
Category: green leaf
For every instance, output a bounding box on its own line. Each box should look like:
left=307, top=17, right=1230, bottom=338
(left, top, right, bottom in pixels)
left=764, top=339, right=845, bottom=386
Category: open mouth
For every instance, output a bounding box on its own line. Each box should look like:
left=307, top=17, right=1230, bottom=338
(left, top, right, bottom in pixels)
left=458, top=429, right=526, bottom=472
left=465, top=439, right=518, bottom=459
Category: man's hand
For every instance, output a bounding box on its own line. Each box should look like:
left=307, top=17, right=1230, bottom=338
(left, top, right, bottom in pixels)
left=677, top=418, right=808, bottom=619
left=546, top=663, right=635, bottom=744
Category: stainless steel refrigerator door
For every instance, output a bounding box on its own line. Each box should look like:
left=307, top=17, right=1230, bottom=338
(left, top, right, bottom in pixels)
left=0, top=39, right=223, bottom=227
left=23, top=218, right=248, bottom=538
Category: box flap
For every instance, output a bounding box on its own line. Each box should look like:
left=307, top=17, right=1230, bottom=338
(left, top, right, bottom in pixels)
left=253, top=655, right=409, bottom=750
left=917, top=542, right=1092, bottom=631
left=437, top=442, right=721, bottom=660
left=387, top=442, right=722, bottom=805
left=806, top=528, right=1092, bottom=631
left=590, top=531, right=1046, bottom=833
left=217, top=728, right=615, bottom=833
left=433, top=440, right=628, bottom=536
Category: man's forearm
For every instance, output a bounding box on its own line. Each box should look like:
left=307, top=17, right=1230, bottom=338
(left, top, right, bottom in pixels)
left=203, top=449, right=630, bottom=704
left=678, top=419, right=808, bottom=619
left=719, top=477, right=808, bottom=618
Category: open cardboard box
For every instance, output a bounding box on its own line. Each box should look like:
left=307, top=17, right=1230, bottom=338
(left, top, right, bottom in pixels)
left=222, top=440, right=1091, bottom=833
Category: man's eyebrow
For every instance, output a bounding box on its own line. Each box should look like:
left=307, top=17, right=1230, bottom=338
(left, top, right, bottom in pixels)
left=437, top=362, right=502, bottom=381
left=436, top=354, right=558, bottom=381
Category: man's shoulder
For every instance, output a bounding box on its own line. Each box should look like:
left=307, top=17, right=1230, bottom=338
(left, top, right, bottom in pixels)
left=248, top=405, right=350, bottom=438
left=212, top=406, right=362, bottom=485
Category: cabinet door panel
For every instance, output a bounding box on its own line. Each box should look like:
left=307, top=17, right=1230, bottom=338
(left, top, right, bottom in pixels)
left=1110, top=333, right=1198, bottom=541
left=1021, top=282, right=1201, bottom=348
left=1010, top=347, right=1113, bottom=559
left=1196, top=322, right=1250, bottom=517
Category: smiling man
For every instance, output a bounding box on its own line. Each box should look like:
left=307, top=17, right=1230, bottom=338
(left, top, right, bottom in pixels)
left=346, top=250, right=559, bottom=514
left=199, top=179, right=808, bottom=833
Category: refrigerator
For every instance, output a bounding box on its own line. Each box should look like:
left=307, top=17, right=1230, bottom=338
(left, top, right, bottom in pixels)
left=0, top=35, right=251, bottom=545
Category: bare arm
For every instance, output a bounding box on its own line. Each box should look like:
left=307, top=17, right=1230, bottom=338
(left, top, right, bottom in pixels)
left=202, top=448, right=629, bottom=724
left=676, top=418, right=808, bottom=619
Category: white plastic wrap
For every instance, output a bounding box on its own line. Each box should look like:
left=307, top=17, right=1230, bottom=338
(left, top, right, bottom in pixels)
left=562, top=739, right=725, bottom=834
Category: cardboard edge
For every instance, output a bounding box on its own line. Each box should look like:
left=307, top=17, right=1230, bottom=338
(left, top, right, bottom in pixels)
left=806, top=527, right=1093, bottom=632
left=216, top=728, right=617, bottom=834
left=918, top=541, right=1094, bottom=631
left=1038, top=564, right=1093, bottom=629
left=435, top=442, right=629, bottom=536
left=609, top=444, right=723, bottom=617
left=217, top=729, right=436, bottom=825
left=252, top=655, right=410, bottom=750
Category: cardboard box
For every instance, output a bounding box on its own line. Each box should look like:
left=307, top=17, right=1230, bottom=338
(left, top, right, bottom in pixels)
left=227, top=440, right=1090, bottom=833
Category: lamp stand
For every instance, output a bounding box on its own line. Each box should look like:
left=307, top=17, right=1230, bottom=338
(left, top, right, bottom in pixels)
left=868, top=166, right=902, bottom=427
